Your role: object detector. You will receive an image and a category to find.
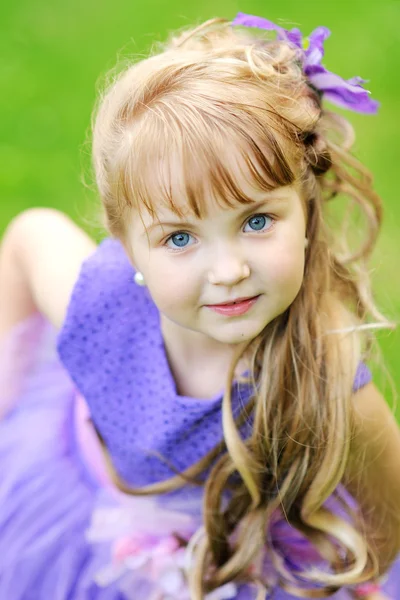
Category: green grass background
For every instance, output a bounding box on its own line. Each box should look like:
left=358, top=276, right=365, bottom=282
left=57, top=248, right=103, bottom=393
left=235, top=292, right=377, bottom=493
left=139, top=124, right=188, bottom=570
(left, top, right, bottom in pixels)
left=1, top=0, right=399, bottom=403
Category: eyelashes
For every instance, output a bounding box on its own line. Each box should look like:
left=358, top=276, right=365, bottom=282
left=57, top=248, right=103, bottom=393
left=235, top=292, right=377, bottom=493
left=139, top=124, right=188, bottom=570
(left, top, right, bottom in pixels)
left=243, top=214, right=273, bottom=233
left=164, top=213, right=274, bottom=251
left=166, top=231, right=194, bottom=249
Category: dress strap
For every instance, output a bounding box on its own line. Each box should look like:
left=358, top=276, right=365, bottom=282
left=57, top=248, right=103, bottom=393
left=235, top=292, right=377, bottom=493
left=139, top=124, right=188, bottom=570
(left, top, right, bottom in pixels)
left=353, top=362, right=372, bottom=392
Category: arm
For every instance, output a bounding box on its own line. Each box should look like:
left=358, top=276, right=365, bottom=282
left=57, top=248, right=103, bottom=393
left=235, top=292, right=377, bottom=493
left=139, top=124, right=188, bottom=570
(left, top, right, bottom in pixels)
left=343, top=381, right=400, bottom=595
left=0, top=208, right=96, bottom=337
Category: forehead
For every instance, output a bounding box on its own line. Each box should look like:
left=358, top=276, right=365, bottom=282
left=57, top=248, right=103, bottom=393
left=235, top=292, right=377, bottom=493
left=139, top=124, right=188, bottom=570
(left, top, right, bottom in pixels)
left=121, top=112, right=298, bottom=222
left=138, top=184, right=297, bottom=225
left=144, top=154, right=280, bottom=219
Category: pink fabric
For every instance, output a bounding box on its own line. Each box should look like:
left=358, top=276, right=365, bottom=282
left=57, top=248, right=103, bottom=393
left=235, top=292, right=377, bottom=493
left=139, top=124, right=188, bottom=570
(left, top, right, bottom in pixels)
left=0, top=314, right=45, bottom=419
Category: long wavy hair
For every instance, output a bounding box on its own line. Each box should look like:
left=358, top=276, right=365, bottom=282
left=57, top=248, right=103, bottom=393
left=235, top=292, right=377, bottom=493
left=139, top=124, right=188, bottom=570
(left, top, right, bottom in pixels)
left=91, top=17, right=391, bottom=598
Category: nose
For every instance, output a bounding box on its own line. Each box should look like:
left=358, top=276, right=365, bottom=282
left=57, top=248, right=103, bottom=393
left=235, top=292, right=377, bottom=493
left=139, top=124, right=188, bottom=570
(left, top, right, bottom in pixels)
left=207, top=245, right=250, bottom=286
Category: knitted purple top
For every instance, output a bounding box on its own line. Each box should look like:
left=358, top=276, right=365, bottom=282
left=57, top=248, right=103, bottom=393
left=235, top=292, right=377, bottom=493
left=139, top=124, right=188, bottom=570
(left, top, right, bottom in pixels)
left=57, top=239, right=371, bottom=488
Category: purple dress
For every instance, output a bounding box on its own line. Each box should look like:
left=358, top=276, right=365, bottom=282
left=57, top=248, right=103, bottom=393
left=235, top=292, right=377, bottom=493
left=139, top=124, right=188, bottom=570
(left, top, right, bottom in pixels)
left=0, top=238, right=399, bottom=599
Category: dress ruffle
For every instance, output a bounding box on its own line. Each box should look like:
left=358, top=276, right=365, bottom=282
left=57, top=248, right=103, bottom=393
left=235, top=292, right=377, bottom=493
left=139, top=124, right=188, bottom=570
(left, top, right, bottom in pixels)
left=0, top=316, right=242, bottom=600
left=0, top=315, right=125, bottom=599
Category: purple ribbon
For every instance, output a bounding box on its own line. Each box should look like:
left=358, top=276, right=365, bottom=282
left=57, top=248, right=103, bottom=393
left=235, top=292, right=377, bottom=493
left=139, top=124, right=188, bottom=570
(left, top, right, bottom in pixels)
left=232, top=13, right=379, bottom=114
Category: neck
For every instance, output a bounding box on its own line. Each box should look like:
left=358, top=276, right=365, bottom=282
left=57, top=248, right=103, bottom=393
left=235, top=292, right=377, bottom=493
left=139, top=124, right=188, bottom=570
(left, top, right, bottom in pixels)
left=160, top=316, right=249, bottom=398
left=161, top=315, right=246, bottom=364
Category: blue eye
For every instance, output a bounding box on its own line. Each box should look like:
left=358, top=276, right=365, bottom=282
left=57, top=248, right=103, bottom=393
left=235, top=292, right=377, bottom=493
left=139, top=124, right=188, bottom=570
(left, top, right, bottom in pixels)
left=166, top=232, right=194, bottom=249
left=244, top=214, right=273, bottom=232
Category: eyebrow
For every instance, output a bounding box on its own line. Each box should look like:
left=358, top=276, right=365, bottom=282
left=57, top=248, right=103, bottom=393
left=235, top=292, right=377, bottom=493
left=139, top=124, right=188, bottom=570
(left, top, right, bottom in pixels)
left=144, top=196, right=287, bottom=235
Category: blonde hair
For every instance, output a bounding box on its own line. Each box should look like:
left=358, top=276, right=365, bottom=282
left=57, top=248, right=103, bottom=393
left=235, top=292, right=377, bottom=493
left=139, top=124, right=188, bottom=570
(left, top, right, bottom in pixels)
left=91, top=17, right=391, bottom=598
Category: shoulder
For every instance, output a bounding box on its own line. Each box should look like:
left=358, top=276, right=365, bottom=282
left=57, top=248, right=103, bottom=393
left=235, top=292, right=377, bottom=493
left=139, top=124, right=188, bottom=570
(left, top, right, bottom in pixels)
left=350, top=380, right=400, bottom=469
left=346, top=381, right=400, bottom=510
left=352, top=380, right=395, bottom=426
left=69, top=237, right=133, bottom=301
left=344, top=381, right=400, bottom=555
left=57, top=237, right=136, bottom=338
left=56, top=236, right=157, bottom=373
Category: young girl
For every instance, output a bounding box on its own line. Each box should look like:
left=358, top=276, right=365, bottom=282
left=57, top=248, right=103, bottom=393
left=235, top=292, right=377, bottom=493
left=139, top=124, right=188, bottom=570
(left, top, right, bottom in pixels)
left=0, top=12, right=399, bottom=600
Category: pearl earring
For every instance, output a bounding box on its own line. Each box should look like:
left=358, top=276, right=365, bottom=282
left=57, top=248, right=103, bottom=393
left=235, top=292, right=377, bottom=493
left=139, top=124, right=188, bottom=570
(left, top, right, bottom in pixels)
left=304, top=238, right=309, bottom=249
left=134, top=271, right=146, bottom=286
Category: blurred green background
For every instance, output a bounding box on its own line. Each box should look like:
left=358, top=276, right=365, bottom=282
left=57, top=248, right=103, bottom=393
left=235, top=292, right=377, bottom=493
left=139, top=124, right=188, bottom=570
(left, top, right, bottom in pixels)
left=1, top=0, right=399, bottom=402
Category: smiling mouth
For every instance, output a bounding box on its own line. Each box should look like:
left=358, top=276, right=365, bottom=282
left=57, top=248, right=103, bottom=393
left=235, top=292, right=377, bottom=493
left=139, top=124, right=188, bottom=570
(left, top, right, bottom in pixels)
left=208, top=295, right=259, bottom=307
left=206, top=295, right=261, bottom=316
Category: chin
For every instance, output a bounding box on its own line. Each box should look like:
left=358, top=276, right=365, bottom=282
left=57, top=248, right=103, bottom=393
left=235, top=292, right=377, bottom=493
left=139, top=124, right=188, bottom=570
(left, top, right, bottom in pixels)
left=207, top=322, right=267, bottom=345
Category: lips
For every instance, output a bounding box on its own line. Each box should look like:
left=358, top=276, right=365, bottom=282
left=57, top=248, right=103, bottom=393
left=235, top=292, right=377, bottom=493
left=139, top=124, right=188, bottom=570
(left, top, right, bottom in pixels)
left=205, top=295, right=260, bottom=317
left=208, top=295, right=258, bottom=307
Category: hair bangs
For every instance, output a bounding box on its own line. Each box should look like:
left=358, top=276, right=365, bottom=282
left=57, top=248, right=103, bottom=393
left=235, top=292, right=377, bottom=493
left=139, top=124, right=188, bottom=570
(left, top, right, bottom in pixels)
left=119, top=102, right=297, bottom=220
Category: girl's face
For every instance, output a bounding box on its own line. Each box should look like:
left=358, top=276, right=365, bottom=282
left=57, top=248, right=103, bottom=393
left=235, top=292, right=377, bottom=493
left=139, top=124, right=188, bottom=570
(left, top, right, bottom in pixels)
left=126, top=183, right=306, bottom=347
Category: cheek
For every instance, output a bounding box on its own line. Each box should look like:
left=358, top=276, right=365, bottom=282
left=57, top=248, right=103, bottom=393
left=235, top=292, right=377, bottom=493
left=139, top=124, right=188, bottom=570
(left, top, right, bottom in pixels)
left=144, top=259, right=199, bottom=313
left=266, top=245, right=305, bottom=292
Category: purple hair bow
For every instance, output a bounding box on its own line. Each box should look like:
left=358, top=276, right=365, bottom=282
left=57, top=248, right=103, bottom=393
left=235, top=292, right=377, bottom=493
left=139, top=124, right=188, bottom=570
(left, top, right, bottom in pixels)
left=232, top=13, right=379, bottom=114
